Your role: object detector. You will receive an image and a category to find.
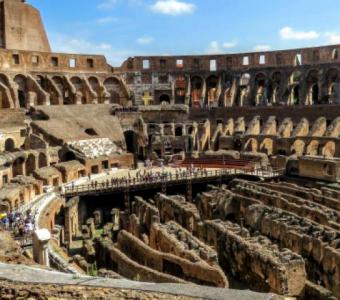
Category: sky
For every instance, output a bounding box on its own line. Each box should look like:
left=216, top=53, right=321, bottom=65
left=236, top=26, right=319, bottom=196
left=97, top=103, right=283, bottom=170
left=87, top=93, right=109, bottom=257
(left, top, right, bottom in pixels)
left=29, top=0, right=340, bottom=66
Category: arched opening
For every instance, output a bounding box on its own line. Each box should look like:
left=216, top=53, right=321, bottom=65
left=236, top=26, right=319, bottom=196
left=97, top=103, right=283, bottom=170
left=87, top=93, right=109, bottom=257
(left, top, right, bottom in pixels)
left=4, top=138, right=15, bottom=152
left=71, top=77, right=86, bottom=104
left=206, top=75, right=219, bottom=106
left=255, top=73, right=266, bottom=106
left=124, top=131, right=137, bottom=154
left=38, top=153, right=48, bottom=168
left=244, top=138, right=258, bottom=152
left=88, top=77, right=100, bottom=102
left=260, top=138, right=274, bottom=155
left=306, top=140, right=319, bottom=156
left=332, top=49, right=338, bottom=60
left=52, top=76, right=70, bottom=105
left=239, top=73, right=250, bottom=106
left=103, top=77, right=126, bottom=105
left=25, top=154, right=36, bottom=175
left=0, top=74, right=12, bottom=109
left=312, top=84, right=319, bottom=104
left=325, top=68, right=340, bottom=104
left=322, top=141, right=335, bottom=158
left=14, top=75, right=27, bottom=108
left=234, top=138, right=242, bottom=151
left=175, top=75, right=186, bottom=104
left=291, top=140, right=305, bottom=156
left=64, top=151, right=76, bottom=162
left=191, top=76, right=203, bottom=107
left=13, top=157, right=24, bottom=177
left=175, top=126, right=183, bottom=137
left=159, top=94, right=170, bottom=104
left=293, top=85, right=300, bottom=105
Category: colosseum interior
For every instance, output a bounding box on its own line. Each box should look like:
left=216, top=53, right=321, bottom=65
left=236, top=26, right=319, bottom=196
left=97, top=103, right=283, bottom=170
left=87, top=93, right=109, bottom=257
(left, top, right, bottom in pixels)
left=0, top=0, right=339, bottom=300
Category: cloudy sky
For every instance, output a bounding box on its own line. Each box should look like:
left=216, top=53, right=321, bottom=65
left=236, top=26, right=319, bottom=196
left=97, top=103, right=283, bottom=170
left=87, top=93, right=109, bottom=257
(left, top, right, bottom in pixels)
left=30, top=0, right=340, bottom=66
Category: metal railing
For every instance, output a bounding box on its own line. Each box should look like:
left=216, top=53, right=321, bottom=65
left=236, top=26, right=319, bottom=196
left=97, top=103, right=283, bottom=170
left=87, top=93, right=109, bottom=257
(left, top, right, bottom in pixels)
left=62, top=167, right=284, bottom=197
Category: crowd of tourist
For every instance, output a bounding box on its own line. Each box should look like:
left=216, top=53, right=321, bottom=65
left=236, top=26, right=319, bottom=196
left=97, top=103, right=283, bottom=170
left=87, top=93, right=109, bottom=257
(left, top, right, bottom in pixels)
left=0, top=210, right=35, bottom=237
left=66, top=166, right=214, bottom=192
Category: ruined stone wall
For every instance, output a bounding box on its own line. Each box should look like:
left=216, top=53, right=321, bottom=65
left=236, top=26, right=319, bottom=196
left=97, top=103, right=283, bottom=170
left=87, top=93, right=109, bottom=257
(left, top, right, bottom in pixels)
left=244, top=204, right=340, bottom=297
left=200, top=219, right=306, bottom=296
left=94, top=236, right=187, bottom=284
left=117, top=230, right=228, bottom=287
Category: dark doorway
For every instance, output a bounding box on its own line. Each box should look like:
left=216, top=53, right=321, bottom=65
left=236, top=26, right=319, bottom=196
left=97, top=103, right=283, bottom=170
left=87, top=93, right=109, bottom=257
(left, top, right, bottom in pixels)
left=18, top=90, right=26, bottom=108
left=312, top=84, right=319, bottom=104
left=4, top=139, right=15, bottom=152
left=159, top=94, right=170, bottom=104
left=293, top=85, right=300, bottom=105
left=124, top=131, right=137, bottom=154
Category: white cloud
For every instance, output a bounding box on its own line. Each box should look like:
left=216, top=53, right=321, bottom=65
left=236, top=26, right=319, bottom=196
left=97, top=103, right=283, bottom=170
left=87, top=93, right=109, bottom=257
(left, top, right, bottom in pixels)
left=151, top=0, right=195, bottom=16
left=206, top=41, right=237, bottom=54
left=136, top=36, right=155, bottom=45
left=97, top=0, right=118, bottom=10
left=325, top=32, right=340, bottom=44
left=206, top=41, right=221, bottom=54
left=280, top=26, right=320, bottom=40
left=96, top=17, right=118, bottom=24
left=49, top=33, right=135, bottom=66
left=254, top=44, right=271, bottom=51
left=222, top=42, right=237, bottom=49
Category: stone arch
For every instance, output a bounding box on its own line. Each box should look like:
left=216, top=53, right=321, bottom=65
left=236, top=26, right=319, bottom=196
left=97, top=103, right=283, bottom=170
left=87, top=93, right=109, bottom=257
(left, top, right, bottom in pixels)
left=291, top=139, right=305, bottom=156
left=36, top=75, right=48, bottom=92
left=325, top=68, right=340, bottom=104
left=191, top=76, right=203, bottom=107
left=244, top=138, right=258, bottom=152
left=71, top=76, right=86, bottom=104
left=175, top=126, right=183, bottom=137
left=62, top=151, right=76, bottom=162
left=12, top=157, right=24, bottom=177
left=239, top=73, right=251, bottom=107
left=291, top=85, right=301, bottom=105
left=0, top=73, right=13, bottom=108
left=124, top=130, right=138, bottom=163
left=306, top=140, right=320, bottom=156
left=88, top=76, right=101, bottom=103
left=254, top=72, right=267, bottom=106
left=159, top=94, right=170, bottom=104
left=270, top=71, right=282, bottom=104
left=52, top=76, right=71, bottom=105
left=14, top=74, right=27, bottom=108
left=260, top=138, right=274, bottom=155
left=38, top=152, right=48, bottom=168
left=290, top=70, right=302, bottom=84
left=175, top=75, right=186, bottom=104
left=103, top=77, right=128, bottom=106
left=332, top=48, right=338, bottom=60
left=240, top=73, right=251, bottom=86
left=25, top=153, right=36, bottom=175
left=4, top=138, right=15, bottom=152
left=206, top=75, right=219, bottom=105
left=322, top=141, right=335, bottom=158
left=306, top=69, right=319, bottom=105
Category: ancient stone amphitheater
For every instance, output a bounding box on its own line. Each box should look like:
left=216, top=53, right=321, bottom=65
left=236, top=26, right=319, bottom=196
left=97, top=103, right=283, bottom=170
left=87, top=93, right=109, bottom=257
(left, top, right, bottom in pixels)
left=0, top=1, right=339, bottom=299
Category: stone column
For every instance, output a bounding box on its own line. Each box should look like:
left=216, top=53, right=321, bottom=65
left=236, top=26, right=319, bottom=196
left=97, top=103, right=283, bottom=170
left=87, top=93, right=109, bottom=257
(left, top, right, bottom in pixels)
left=32, top=229, right=51, bottom=267
left=201, top=78, right=207, bottom=107
left=185, top=75, right=191, bottom=106
left=171, top=80, right=175, bottom=104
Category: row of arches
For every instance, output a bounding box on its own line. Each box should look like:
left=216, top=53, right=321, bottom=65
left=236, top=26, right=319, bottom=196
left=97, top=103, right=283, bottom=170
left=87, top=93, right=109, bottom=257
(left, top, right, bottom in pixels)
left=0, top=73, right=129, bottom=109
left=12, top=152, right=48, bottom=177
left=185, top=67, right=340, bottom=107
left=244, top=138, right=336, bottom=158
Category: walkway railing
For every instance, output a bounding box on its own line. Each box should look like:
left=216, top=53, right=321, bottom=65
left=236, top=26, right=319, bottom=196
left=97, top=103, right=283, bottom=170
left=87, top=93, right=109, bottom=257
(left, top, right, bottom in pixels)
left=62, top=167, right=285, bottom=197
